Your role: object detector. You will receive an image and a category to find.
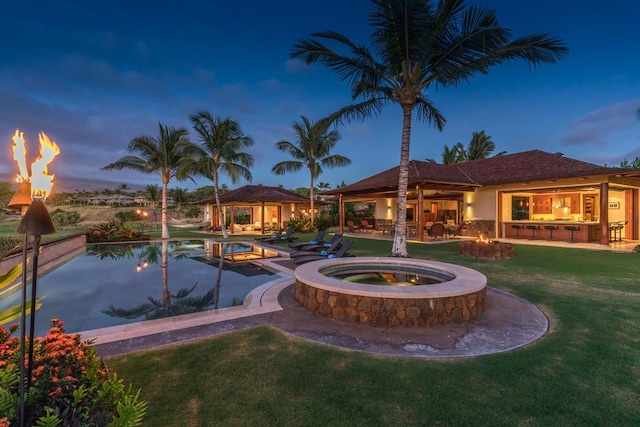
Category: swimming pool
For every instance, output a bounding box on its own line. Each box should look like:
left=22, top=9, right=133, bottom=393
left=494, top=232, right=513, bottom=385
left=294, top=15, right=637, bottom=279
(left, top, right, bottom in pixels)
left=0, top=240, right=282, bottom=337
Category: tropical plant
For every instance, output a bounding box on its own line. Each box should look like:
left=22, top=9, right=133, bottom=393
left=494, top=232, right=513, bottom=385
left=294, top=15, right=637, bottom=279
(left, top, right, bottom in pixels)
left=187, top=111, right=254, bottom=239
left=272, top=116, right=351, bottom=227
left=291, top=0, right=567, bottom=256
left=0, top=319, right=147, bottom=426
left=102, top=123, right=193, bottom=239
left=427, top=142, right=465, bottom=164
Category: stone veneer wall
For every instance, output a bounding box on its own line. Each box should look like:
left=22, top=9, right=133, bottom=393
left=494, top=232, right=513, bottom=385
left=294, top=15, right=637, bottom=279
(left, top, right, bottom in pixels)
left=294, top=281, right=487, bottom=327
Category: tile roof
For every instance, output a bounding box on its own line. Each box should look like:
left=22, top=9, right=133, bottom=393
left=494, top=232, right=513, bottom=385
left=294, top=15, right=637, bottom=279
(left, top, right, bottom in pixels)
left=197, top=185, right=309, bottom=204
left=326, top=150, right=631, bottom=195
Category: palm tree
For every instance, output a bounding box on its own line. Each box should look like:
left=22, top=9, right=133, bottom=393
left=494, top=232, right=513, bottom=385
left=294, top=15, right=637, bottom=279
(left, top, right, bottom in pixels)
left=291, top=0, right=567, bottom=256
left=187, top=111, right=254, bottom=239
left=145, top=184, right=160, bottom=226
left=102, top=123, right=192, bottom=239
left=427, top=142, right=465, bottom=164
left=466, top=131, right=505, bottom=160
left=170, top=187, right=188, bottom=219
left=272, top=116, right=351, bottom=227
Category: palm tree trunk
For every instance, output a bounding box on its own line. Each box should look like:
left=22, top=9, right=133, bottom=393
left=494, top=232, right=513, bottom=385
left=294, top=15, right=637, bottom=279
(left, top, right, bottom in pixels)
left=161, top=178, right=170, bottom=239
left=391, top=105, right=412, bottom=257
left=161, top=239, right=170, bottom=311
left=213, top=171, right=228, bottom=238
left=309, top=172, right=315, bottom=227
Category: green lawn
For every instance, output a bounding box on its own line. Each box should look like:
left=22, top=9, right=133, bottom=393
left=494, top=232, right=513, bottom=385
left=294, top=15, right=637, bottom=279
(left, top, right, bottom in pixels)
left=106, top=236, right=640, bottom=426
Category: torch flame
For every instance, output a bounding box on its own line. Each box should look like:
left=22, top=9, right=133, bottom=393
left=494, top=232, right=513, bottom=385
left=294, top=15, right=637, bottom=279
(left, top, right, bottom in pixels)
left=30, top=132, right=60, bottom=200
left=11, top=129, right=30, bottom=182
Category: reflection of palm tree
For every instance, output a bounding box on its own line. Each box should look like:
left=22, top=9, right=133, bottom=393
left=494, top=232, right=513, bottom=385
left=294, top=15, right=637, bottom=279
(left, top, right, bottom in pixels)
left=103, top=240, right=215, bottom=319
left=213, top=243, right=226, bottom=309
left=87, top=243, right=135, bottom=260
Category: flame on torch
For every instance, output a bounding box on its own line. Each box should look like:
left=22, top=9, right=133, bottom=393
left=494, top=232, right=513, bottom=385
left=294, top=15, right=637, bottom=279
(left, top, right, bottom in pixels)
left=11, top=130, right=30, bottom=183
left=30, top=132, right=60, bottom=200
left=10, top=129, right=61, bottom=201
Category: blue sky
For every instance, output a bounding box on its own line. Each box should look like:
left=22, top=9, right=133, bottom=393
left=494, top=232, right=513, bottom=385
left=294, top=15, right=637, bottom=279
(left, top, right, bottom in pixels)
left=1, top=0, right=639, bottom=192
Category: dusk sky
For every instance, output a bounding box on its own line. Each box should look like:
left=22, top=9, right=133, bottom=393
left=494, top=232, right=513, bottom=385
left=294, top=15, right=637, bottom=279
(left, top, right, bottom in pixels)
left=1, top=0, right=639, bottom=193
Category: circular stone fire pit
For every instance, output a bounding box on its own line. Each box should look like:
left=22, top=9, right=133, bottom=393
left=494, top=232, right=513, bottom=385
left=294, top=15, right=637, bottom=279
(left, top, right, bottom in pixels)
left=458, top=239, right=514, bottom=260
left=294, top=257, right=487, bottom=327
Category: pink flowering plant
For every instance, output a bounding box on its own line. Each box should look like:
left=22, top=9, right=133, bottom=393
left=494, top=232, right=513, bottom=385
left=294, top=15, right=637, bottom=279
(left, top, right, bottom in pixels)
left=0, top=319, right=146, bottom=426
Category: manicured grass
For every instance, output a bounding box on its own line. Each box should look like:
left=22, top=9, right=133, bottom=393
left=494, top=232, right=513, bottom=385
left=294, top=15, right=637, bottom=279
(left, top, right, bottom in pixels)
left=106, top=237, right=640, bottom=425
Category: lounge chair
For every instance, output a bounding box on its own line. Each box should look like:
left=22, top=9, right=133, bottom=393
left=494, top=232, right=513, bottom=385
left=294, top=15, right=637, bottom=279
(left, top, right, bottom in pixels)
left=293, top=240, right=354, bottom=265
left=290, top=235, right=343, bottom=258
left=288, top=230, right=327, bottom=249
left=260, top=228, right=297, bottom=244
left=291, top=233, right=342, bottom=252
left=255, top=228, right=283, bottom=241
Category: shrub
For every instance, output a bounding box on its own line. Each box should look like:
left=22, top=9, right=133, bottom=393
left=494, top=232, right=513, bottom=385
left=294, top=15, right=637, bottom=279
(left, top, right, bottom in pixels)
left=315, top=213, right=338, bottom=231
left=0, top=238, right=21, bottom=256
left=86, top=221, right=149, bottom=243
left=0, top=319, right=146, bottom=426
left=287, top=217, right=314, bottom=233
left=115, top=211, right=139, bottom=224
left=50, top=209, right=81, bottom=227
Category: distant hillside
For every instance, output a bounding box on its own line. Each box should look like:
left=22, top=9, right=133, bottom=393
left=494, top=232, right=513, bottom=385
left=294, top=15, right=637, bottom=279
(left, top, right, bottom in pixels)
left=0, top=173, right=147, bottom=194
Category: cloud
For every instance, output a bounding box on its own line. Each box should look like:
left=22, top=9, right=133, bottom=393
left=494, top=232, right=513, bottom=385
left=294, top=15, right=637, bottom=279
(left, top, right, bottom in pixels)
left=560, top=99, right=639, bottom=146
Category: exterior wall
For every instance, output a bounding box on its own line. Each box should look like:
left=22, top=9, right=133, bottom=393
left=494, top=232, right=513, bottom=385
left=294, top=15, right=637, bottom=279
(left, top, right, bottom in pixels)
left=466, top=188, right=496, bottom=221
left=374, top=198, right=394, bottom=221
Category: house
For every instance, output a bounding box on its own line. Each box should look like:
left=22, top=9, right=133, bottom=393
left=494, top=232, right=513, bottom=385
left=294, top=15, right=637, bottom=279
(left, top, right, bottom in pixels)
left=197, top=185, right=312, bottom=234
left=324, top=150, right=640, bottom=245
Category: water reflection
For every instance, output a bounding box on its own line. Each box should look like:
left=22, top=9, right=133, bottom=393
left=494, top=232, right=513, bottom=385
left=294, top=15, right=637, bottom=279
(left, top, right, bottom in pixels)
left=102, top=240, right=216, bottom=320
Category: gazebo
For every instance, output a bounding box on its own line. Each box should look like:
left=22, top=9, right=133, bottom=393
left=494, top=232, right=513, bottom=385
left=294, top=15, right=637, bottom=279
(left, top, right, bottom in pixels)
left=197, top=185, right=311, bottom=234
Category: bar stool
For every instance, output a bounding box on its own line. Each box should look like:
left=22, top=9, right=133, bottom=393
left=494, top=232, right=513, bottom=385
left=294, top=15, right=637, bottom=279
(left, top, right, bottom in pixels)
left=526, top=224, right=540, bottom=239
left=511, top=224, right=523, bottom=238
left=544, top=225, right=558, bottom=240
left=564, top=225, right=580, bottom=243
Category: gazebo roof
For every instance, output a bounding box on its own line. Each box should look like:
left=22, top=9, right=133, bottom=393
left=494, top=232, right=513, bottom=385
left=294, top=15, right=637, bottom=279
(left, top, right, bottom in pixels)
left=198, top=185, right=309, bottom=205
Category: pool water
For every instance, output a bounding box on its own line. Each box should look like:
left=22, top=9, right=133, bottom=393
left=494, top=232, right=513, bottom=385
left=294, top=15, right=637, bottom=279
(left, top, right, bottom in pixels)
left=0, top=240, right=279, bottom=337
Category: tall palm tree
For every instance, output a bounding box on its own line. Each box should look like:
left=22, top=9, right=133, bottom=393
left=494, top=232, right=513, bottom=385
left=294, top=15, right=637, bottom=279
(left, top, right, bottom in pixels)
left=102, top=123, right=192, bottom=239
left=291, top=0, right=567, bottom=256
left=188, top=111, right=254, bottom=239
left=272, top=116, right=351, bottom=227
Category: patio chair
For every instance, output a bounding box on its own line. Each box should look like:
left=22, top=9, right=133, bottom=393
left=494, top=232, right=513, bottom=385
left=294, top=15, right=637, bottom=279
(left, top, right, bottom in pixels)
left=360, top=219, right=374, bottom=232
left=293, top=240, right=354, bottom=265
left=430, top=222, right=445, bottom=240
left=288, top=230, right=327, bottom=249
left=346, top=220, right=359, bottom=233
left=290, top=234, right=343, bottom=258
left=450, top=222, right=465, bottom=238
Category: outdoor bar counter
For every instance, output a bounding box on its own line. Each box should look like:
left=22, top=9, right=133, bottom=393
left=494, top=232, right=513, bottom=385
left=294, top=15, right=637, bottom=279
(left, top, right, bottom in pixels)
left=503, top=221, right=600, bottom=243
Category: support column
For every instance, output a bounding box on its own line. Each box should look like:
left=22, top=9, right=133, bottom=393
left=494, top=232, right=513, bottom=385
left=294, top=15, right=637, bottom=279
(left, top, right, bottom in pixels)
left=339, top=194, right=344, bottom=234
left=417, top=186, right=424, bottom=241
left=599, top=182, right=609, bottom=245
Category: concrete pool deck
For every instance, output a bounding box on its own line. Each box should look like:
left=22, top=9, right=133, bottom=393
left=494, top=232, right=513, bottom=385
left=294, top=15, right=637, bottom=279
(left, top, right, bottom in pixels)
left=93, top=256, right=549, bottom=359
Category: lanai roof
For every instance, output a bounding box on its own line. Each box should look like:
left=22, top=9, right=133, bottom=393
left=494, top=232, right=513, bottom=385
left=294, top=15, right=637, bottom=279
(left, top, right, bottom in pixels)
left=198, top=185, right=309, bottom=204
left=326, top=150, right=636, bottom=196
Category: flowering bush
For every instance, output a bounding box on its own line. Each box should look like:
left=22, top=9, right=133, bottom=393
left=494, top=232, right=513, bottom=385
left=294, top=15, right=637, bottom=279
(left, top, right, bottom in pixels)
left=0, top=319, right=146, bottom=426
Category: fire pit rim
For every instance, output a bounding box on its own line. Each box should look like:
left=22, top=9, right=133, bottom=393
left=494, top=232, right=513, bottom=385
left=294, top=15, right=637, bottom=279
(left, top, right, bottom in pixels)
left=294, top=256, right=487, bottom=298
